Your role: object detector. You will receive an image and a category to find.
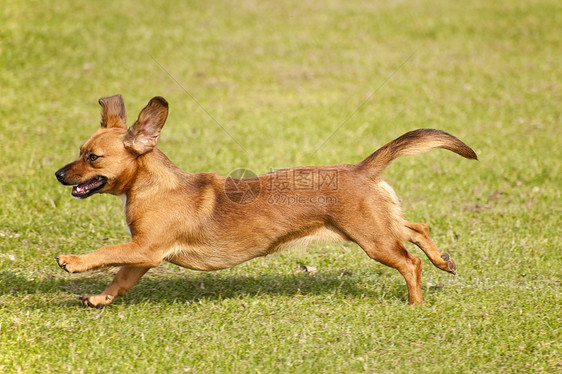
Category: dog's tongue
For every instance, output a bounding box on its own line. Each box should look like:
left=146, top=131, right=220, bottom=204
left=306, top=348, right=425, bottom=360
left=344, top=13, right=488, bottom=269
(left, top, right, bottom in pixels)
left=72, top=178, right=104, bottom=197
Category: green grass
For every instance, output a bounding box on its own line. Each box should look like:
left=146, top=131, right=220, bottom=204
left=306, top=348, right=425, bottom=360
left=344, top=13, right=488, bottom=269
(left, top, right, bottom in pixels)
left=1, top=0, right=560, bottom=372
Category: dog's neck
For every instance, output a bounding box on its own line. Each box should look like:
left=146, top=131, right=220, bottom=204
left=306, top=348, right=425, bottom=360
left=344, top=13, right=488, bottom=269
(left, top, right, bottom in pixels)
left=123, top=148, right=184, bottom=198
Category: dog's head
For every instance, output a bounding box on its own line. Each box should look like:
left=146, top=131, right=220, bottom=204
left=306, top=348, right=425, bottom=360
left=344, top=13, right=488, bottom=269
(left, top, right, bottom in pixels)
left=55, top=95, right=169, bottom=198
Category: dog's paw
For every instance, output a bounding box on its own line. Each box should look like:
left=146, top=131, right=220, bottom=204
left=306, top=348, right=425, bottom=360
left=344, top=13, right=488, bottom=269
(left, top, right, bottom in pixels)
left=441, top=253, right=456, bottom=274
left=81, top=294, right=114, bottom=309
left=55, top=255, right=84, bottom=273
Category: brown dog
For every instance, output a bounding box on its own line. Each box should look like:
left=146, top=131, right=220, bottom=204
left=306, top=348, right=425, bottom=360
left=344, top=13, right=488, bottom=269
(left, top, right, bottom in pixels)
left=55, top=95, right=477, bottom=307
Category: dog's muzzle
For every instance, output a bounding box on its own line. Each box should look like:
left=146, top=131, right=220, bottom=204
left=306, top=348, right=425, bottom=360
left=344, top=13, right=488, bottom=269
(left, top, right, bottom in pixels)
left=55, top=167, right=108, bottom=199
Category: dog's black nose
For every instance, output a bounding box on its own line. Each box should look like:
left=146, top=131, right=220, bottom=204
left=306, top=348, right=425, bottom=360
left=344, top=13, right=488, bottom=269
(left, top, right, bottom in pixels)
left=55, top=169, right=66, bottom=183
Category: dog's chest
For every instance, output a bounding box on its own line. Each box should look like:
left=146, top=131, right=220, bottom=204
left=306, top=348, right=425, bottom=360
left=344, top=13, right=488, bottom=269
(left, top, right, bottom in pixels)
left=119, top=194, right=132, bottom=236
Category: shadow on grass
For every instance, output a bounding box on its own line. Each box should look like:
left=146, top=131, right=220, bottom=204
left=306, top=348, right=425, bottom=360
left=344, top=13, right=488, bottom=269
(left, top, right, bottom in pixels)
left=0, top=269, right=417, bottom=307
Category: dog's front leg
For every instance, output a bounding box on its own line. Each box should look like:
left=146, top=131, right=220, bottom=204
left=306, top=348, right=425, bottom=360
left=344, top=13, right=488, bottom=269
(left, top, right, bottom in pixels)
left=55, top=242, right=162, bottom=273
left=81, top=266, right=151, bottom=308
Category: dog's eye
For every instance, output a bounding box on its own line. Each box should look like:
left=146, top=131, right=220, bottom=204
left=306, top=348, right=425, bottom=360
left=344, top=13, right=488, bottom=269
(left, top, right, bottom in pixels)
left=88, top=154, right=100, bottom=162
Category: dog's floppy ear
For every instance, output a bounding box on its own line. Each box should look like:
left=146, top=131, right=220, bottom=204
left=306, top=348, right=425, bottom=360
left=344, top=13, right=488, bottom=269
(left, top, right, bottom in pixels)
left=99, top=95, right=127, bottom=129
left=123, top=96, right=169, bottom=155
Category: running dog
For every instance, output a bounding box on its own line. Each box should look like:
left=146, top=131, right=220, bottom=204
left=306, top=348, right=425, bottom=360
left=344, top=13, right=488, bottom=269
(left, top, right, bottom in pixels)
left=55, top=95, right=477, bottom=307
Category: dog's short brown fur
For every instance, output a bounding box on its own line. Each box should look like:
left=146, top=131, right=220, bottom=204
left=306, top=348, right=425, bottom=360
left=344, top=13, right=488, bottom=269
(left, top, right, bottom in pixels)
left=55, top=95, right=477, bottom=308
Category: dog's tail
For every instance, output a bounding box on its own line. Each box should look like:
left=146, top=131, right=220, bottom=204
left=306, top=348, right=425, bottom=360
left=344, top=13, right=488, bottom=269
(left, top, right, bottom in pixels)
left=356, top=129, right=477, bottom=179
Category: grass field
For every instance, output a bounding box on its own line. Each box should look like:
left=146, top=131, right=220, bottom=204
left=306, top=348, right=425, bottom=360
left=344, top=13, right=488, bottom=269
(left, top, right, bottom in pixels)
left=1, top=0, right=560, bottom=372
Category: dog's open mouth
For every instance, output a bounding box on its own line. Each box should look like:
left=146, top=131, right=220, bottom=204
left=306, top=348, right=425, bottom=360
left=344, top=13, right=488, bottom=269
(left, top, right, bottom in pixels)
left=71, top=176, right=107, bottom=199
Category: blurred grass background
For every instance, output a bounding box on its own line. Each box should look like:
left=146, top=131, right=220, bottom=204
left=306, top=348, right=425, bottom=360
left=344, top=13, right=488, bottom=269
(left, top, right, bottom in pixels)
left=0, top=0, right=560, bottom=372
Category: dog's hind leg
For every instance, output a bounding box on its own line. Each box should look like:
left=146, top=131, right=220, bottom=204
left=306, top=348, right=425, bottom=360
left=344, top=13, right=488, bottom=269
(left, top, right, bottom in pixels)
left=405, top=221, right=456, bottom=274
left=342, top=216, right=423, bottom=304
left=81, top=266, right=150, bottom=308
left=334, top=194, right=423, bottom=304
left=360, top=238, right=424, bottom=305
